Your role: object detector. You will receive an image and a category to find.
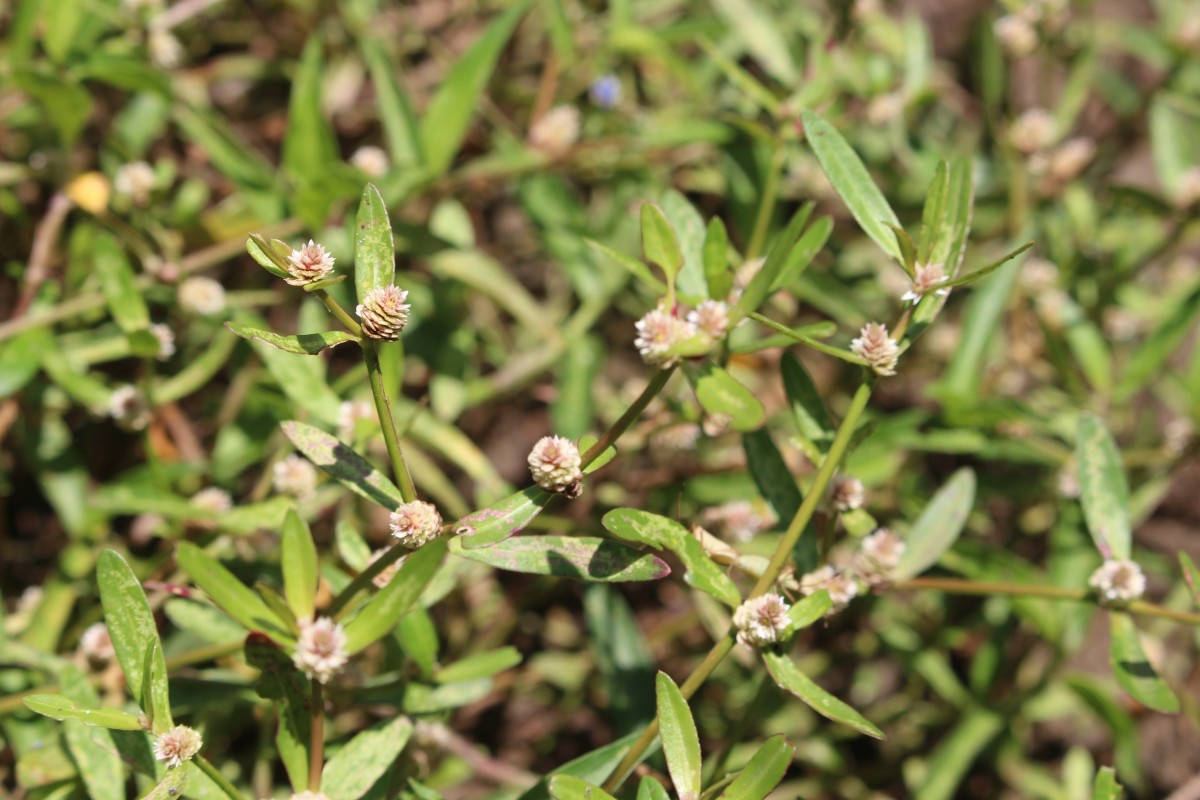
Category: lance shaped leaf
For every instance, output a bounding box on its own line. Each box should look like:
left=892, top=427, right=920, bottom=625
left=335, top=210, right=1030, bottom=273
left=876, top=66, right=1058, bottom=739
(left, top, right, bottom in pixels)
left=656, top=672, right=701, bottom=800
left=761, top=650, right=883, bottom=738
left=1076, top=414, right=1131, bottom=559
left=893, top=468, right=976, bottom=580
left=322, top=715, right=414, bottom=800
left=449, top=535, right=670, bottom=583
left=226, top=322, right=359, bottom=355
left=96, top=550, right=170, bottom=721
left=23, top=694, right=144, bottom=730
left=716, top=734, right=794, bottom=800
left=354, top=183, right=396, bottom=304
left=281, top=420, right=404, bottom=510
left=344, top=540, right=445, bottom=653
left=455, top=485, right=551, bottom=549
left=1108, top=611, right=1178, bottom=713
left=175, top=542, right=290, bottom=638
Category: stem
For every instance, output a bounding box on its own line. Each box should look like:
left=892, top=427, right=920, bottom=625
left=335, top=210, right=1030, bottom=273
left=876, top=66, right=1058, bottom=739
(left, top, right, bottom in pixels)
left=745, top=146, right=784, bottom=261
left=308, top=680, right=325, bottom=791
left=315, top=289, right=364, bottom=338
left=363, top=340, right=416, bottom=503
left=196, top=755, right=244, bottom=800
left=582, top=367, right=675, bottom=469
left=890, top=577, right=1200, bottom=625
left=327, top=543, right=407, bottom=619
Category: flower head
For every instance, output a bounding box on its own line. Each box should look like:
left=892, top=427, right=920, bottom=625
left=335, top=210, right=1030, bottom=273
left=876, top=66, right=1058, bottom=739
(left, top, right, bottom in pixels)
left=634, top=307, right=699, bottom=369
left=799, top=565, right=859, bottom=613
left=153, top=725, right=203, bottom=768
left=1049, top=137, right=1095, bottom=183
left=190, top=486, right=232, bottom=515
left=528, top=435, right=584, bottom=496
left=148, top=30, right=183, bottom=69
left=338, top=399, right=376, bottom=441
left=115, top=161, right=156, bottom=205
left=855, top=527, right=906, bottom=583
left=850, top=322, right=900, bottom=376
left=79, top=623, right=115, bottom=669
left=1089, top=559, right=1146, bottom=605
left=901, top=262, right=949, bottom=303
left=687, top=300, right=730, bottom=340
left=293, top=617, right=349, bottom=684
left=701, top=501, right=772, bottom=543
left=528, top=105, right=581, bottom=155
left=178, top=276, right=226, bottom=316
left=351, top=145, right=390, bottom=177
left=831, top=476, right=865, bottom=512
left=732, top=593, right=793, bottom=648
left=108, top=385, right=151, bottom=431
left=273, top=454, right=317, bottom=499
left=356, top=285, right=411, bottom=341
left=389, top=500, right=442, bottom=549
left=994, top=14, right=1038, bottom=56
left=286, top=240, right=336, bottom=287
left=1010, top=108, right=1056, bottom=154
left=589, top=75, right=621, bottom=109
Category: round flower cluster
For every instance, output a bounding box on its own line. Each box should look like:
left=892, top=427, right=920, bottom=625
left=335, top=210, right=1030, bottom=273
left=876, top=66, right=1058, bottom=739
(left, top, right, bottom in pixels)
left=634, top=301, right=728, bottom=369
left=178, top=276, right=226, bottom=316
left=286, top=240, right=336, bottom=287
left=732, top=593, right=793, bottom=648
left=153, top=725, right=203, bottom=768
left=293, top=617, right=349, bottom=684
left=528, top=105, right=581, bottom=156
left=830, top=476, right=865, bottom=512
left=799, top=565, right=859, bottom=613
left=850, top=322, right=900, bottom=376
left=901, top=262, right=950, bottom=304
left=273, top=454, right=317, bottom=499
left=357, top=285, right=411, bottom=341
left=389, top=500, right=442, bottom=549
left=528, top=436, right=584, bottom=496
left=1088, top=559, right=1146, bottom=605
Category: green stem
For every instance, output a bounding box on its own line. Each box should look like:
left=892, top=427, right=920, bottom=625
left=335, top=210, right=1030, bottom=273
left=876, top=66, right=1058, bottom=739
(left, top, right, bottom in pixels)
left=315, top=289, right=364, bottom=338
left=748, top=312, right=869, bottom=366
left=328, top=543, right=408, bottom=619
left=745, top=145, right=785, bottom=262
left=196, top=755, right=244, bottom=800
left=581, top=366, right=675, bottom=469
left=363, top=340, right=416, bottom=503
left=309, top=680, right=325, bottom=791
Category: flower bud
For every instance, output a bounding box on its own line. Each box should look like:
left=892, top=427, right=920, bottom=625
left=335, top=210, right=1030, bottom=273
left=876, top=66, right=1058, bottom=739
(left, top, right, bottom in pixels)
left=115, top=162, right=156, bottom=206
left=150, top=323, right=175, bottom=360
left=273, top=454, right=317, bottom=499
left=285, top=240, right=336, bottom=287
left=79, top=623, right=116, bottom=670
left=850, top=322, right=900, bottom=376
left=830, top=476, right=865, bottom=512
left=293, top=617, right=349, bottom=684
left=1088, top=559, right=1146, bottom=605
left=190, top=487, right=232, bottom=515
left=1048, top=137, right=1095, bottom=183
left=148, top=30, right=183, bottom=69
left=108, top=385, right=151, bottom=431
left=153, top=725, right=203, bottom=768
left=351, top=145, right=390, bottom=177
left=687, top=300, right=730, bottom=339
left=732, top=593, right=792, bottom=647
left=389, top=500, right=442, bottom=549
left=356, top=285, right=411, bottom=341
left=528, top=435, right=584, bottom=496
left=994, top=14, right=1038, bottom=57
left=1009, top=108, right=1056, bottom=154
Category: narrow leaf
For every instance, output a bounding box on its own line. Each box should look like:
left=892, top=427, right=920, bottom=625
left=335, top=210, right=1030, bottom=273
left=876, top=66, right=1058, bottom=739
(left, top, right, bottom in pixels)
left=781, top=352, right=834, bottom=459
left=641, top=202, right=684, bottom=289
left=1092, top=766, right=1123, bottom=800
left=322, top=716, right=414, bottom=800
left=246, top=234, right=293, bottom=279
left=226, top=322, right=359, bottom=355
left=97, top=550, right=168, bottom=715
left=942, top=241, right=1034, bottom=288
left=656, top=672, right=702, bottom=800
left=434, top=647, right=522, bottom=683
left=449, top=535, right=670, bottom=583
left=344, top=540, right=445, bottom=653
left=787, top=590, right=831, bottom=629
left=731, top=203, right=812, bottom=322
left=704, top=217, right=732, bottom=300
left=455, top=486, right=551, bottom=549
left=281, top=509, right=318, bottom=621
left=281, top=420, right=404, bottom=510
left=548, top=776, right=619, bottom=800
left=353, top=183, right=396, bottom=303
left=23, top=694, right=144, bottom=730
left=1179, top=553, right=1200, bottom=607
left=175, top=542, right=289, bottom=637
left=361, top=37, right=423, bottom=168
left=761, top=651, right=883, bottom=738
left=716, top=734, right=793, bottom=800
left=1076, top=415, right=1131, bottom=559
left=1108, top=611, right=1178, bottom=713
left=893, top=468, right=975, bottom=580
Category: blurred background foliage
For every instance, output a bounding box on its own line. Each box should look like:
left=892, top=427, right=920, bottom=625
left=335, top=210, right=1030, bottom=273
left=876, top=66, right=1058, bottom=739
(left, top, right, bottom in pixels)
left=2, top=0, right=1200, bottom=797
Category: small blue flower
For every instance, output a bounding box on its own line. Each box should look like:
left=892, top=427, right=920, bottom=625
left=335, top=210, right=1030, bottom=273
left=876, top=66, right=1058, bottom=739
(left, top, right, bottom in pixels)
left=589, top=74, right=621, bottom=109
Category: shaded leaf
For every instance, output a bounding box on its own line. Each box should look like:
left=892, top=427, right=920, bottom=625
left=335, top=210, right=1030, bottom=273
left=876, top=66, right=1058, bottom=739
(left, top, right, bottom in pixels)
left=449, top=535, right=670, bottom=583
left=282, top=420, right=404, bottom=509
left=762, top=650, right=883, bottom=738
left=226, top=322, right=359, bottom=354
left=175, top=542, right=289, bottom=637
left=322, top=715, right=414, bottom=800
left=893, top=468, right=976, bottom=580
left=656, top=672, right=701, bottom=800
left=1076, top=415, right=1131, bottom=559
left=730, top=203, right=812, bottom=323
left=1108, top=611, right=1178, bottom=713
left=344, top=540, right=445, bottom=653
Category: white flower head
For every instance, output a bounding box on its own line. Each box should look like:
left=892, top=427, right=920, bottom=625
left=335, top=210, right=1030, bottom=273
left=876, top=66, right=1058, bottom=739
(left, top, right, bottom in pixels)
left=79, top=623, right=115, bottom=669
left=178, top=276, right=226, bottom=316
left=150, top=323, right=175, bottom=361
left=800, top=565, right=859, bottom=613
left=114, top=161, right=156, bottom=205
left=1010, top=108, right=1056, bottom=154
left=337, top=399, right=376, bottom=441
left=148, top=30, right=183, bottom=69
left=153, top=725, right=202, bottom=768
left=290, top=793, right=333, bottom=800
left=273, top=454, right=317, bottom=499
left=190, top=486, right=232, bottom=515
left=649, top=422, right=702, bottom=454
left=831, top=476, right=865, bottom=512
left=732, top=593, right=793, bottom=648
left=856, top=527, right=906, bottom=582
left=994, top=14, right=1038, bottom=57
left=389, top=500, right=442, bottom=549
left=528, top=435, right=584, bottom=496
left=901, top=262, right=950, bottom=303
left=850, top=322, right=900, bottom=376
left=286, top=240, right=336, bottom=287
left=356, top=285, right=410, bottom=341
left=108, top=385, right=151, bottom=430
left=351, top=145, right=390, bottom=177
left=701, top=501, right=771, bottom=543
left=528, top=105, right=581, bottom=156
left=1089, top=559, right=1146, bottom=605
left=687, top=300, right=730, bottom=339
left=634, top=307, right=699, bottom=369
left=293, top=617, right=349, bottom=684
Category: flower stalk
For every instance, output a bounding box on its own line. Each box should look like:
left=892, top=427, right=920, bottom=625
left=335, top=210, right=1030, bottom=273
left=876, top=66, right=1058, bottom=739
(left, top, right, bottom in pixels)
left=309, top=680, right=325, bottom=792
left=362, top=339, right=416, bottom=503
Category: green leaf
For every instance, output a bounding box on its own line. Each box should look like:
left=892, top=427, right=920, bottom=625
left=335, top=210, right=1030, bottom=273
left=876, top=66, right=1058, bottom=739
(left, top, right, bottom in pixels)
left=244, top=633, right=310, bottom=791
left=655, top=672, right=701, bottom=800
left=174, top=105, right=276, bottom=190
left=226, top=322, right=359, bottom=355
left=1149, top=95, right=1198, bottom=200
left=742, top=430, right=817, bottom=574
left=583, top=585, right=655, bottom=735
left=95, top=233, right=151, bottom=349
left=434, top=647, right=522, bottom=683
left=578, top=434, right=617, bottom=474
left=709, top=0, right=798, bottom=85
left=254, top=339, right=342, bottom=425
left=1092, top=766, right=1124, bottom=800
left=246, top=234, right=295, bottom=278
left=769, top=215, right=832, bottom=292
left=548, top=776, right=619, bottom=800
left=402, top=679, right=492, bottom=713
left=353, top=183, right=396, bottom=304
left=893, top=468, right=975, bottom=580
left=659, top=189, right=709, bottom=299
left=637, top=777, right=672, bottom=800
left=704, top=217, right=732, bottom=300
left=941, top=241, right=1034, bottom=289
left=141, top=639, right=173, bottom=733
left=800, top=108, right=901, bottom=261
left=139, top=767, right=189, bottom=800
left=585, top=238, right=667, bottom=294
left=787, top=590, right=831, bottom=629
left=344, top=540, right=445, bottom=653
left=281, top=509, right=318, bottom=621
left=1075, top=415, right=1131, bottom=559
left=175, top=542, right=289, bottom=637
left=1108, top=611, right=1178, bottom=713
left=716, top=734, right=793, bottom=800
left=418, top=2, right=528, bottom=175
left=914, top=708, right=1002, bottom=800
left=730, top=203, right=812, bottom=323
left=361, top=38, right=422, bottom=168
left=283, top=38, right=339, bottom=178
left=97, top=550, right=169, bottom=718
left=455, top=486, right=551, bottom=549
left=322, top=715, right=414, bottom=800
left=449, top=535, right=671, bottom=583
left=0, top=326, right=51, bottom=399
left=684, top=363, right=765, bottom=432
left=641, top=202, right=684, bottom=290
left=921, top=157, right=975, bottom=278
left=23, top=694, right=144, bottom=730
left=281, top=420, right=404, bottom=510
left=12, top=67, right=93, bottom=147
left=761, top=650, right=883, bottom=738
left=1115, top=281, right=1200, bottom=400
left=59, top=666, right=125, bottom=800
left=781, top=353, right=834, bottom=459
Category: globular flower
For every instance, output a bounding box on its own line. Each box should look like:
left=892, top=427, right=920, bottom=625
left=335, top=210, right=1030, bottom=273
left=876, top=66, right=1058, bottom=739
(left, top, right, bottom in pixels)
left=366, top=548, right=404, bottom=589
left=114, top=161, right=156, bottom=205
left=356, top=285, right=411, bottom=341
left=850, top=322, right=900, bottom=376
left=293, top=617, right=349, bottom=684
left=273, top=454, right=317, bottom=499
left=108, top=385, right=151, bottom=431
left=800, top=565, right=859, bottom=613
left=701, top=501, right=772, bottom=543
left=901, top=262, right=949, bottom=303
left=649, top=422, right=702, bottom=454
left=1009, top=108, right=1056, bottom=154
left=389, top=500, right=443, bottom=549
left=148, top=30, right=183, bottom=69
left=285, top=240, right=336, bottom=287
left=528, top=435, right=584, bottom=496
left=830, top=476, right=865, bottom=512
left=351, top=145, right=390, bottom=177
left=856, top=527, right=906, bottom=582
left=153, top=725, right=203, bottom=768
left=190, top=486, right=232, bottom=515
left=994, top=14, right=1038, bottom=57
left=865, top=92, right=905, bottom=125
left=79, top=623, right=115, bottom=669
left=1048, top=137, right=1095, bottom=183
left=634, top=307, right=699, bottom=369
left=337, top=399, right=376, bottom=441
left=589, top=74, right=621, bottom=109
left=687, top=300, right=730, bottom=340
left=1089, top=559, right=1146, bottom=605
left=150, top=323, right=175, bottom=361
left=528, top=105, right=581, bottom=156
left=732, top=593, right=793, bottom=648
left=178, top=276, right=226, bottom=316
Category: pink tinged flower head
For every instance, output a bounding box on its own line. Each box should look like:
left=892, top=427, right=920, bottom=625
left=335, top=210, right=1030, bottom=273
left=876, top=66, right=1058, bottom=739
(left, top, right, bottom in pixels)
left=108, top=385, right=151, bottom=431
left=1089, top=559, right=1146, bottom=605
left=800, top=565, right=859, bottom=613
left=860, top=527, right=905, bottom=571
left=357, top=285, right=411, bottom=341
left=293, top=617, right=349, bottom=684
left=994, top=15, right=1038, bottom=57
left=389, top=500, right=443, bottom=549
left=153, top=725, right=203, bottom=768
left=831, top=476, right=865, bottom=512
left=178, top=276, right=226, bottom=316
left=850, top=322, right=900, bottom=376
left=286, top=240, right=336, bottom=287
left=732, top=593, right=793, bottom=648
left=528, top=105, right=581, bottom=156
left=701, top=501, right=771, bottom=543
left=528, top=435, right=583, bottom=495
left=79, top=623, right=115, bottom=669
left=115, top=161, right=156, bottom=205
left=1010, top=108, right=1056, bottom=154
left=902, top=262, right=949, bottom=303
left=190, top=487, right=232, bottom=515
left=687, top=300, right=730, bottom=339
left=150, top=323, right=175, bottom=361
left=351, top=145, right=390, bottom=178
left=634, top=307, right=698, bottom=369
left=273, top=454, right=317, bottom=499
